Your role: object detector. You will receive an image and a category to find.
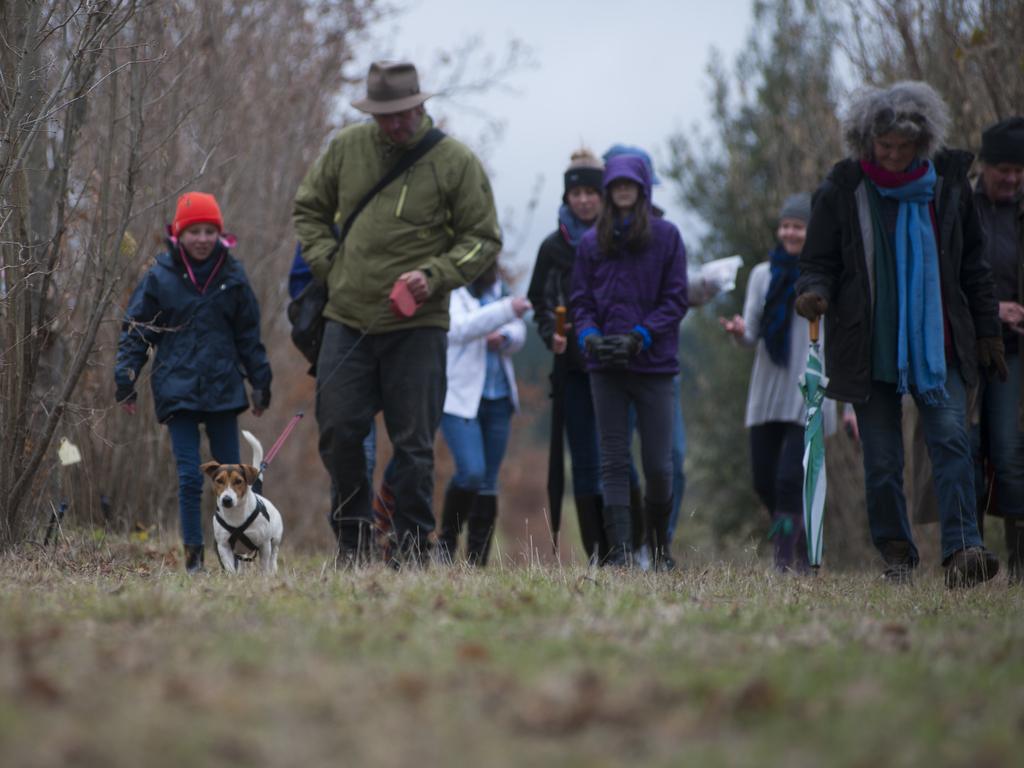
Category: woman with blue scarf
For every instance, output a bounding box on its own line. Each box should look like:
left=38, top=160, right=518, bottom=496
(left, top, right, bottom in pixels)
left=796, top=81, right=1004, bottom=588
left=721, top=194, right=834, bottom=571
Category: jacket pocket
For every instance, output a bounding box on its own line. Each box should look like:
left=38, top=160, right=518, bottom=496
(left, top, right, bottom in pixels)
left=394, top=163, right=443, bottom=226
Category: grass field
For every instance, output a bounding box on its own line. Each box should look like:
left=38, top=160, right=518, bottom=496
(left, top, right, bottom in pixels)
left=1, top=534, right=1021, bottom=768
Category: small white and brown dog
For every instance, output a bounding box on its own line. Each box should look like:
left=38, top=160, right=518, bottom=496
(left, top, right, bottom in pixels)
left=201, top=430, right=283, bottom=575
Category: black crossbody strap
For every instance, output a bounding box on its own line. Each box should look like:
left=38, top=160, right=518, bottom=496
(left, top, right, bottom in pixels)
left=338, top=127, right=447, bottom=245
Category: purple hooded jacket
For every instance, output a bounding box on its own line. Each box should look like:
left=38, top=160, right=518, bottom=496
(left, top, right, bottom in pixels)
left=569, top=154, right=688, bottom=374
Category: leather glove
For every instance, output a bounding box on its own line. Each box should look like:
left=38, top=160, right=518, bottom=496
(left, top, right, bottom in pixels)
left=977, top=336, right=1008, bottom=382
left=598, top=334, right=638, bottom=369
left=582, top=332, right=603, bottom=357
left=795, top=293, right=828, bottom=321
left=115, top=386, right=137, bottom=405
left=250, top=388, right=271, bottom=411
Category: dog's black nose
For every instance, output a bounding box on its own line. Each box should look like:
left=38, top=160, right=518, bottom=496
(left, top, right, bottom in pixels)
left=222, top=497, right=233, bottom=508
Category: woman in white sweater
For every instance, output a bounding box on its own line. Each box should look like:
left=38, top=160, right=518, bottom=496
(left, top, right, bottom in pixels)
left=438, top=265, right=530, bottom=565
left=720, top=194, right=835, bottom=571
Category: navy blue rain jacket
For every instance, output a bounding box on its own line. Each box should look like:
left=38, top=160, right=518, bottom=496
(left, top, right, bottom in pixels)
left=115, top=242, right=272, bottom=423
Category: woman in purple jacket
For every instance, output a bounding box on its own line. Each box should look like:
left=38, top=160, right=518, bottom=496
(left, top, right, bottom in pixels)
left=570, top=155, right=689, bottom=568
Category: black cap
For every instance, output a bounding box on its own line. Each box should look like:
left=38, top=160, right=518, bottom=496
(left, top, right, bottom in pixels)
left=980, top=117, right=1024, bottom=165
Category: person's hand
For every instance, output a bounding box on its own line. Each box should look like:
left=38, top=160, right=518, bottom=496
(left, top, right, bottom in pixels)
left=486, top=331, right=505, bottom=351
left=597, top=334, right=637, bottom=368
left=999, top=301, right=1024, bottom=335
left=398, top=270, right=430, bottom=303
left=121, top=402, right=136, bottom=415
left=842, top=407, right=860, bottom=443
left=552, top=332, right=567, bottom=355
left=583, top=332, right=603, bottom=357
left=978, top=336, right=1008, bottom=382
left=251, top=388, right=271, bottom=417
left=510, top=297, right=531, bottom=317
left=719, top=314, right=746, bottom=339
left=795, top=293, right=828, bottom=321
left=626, top=330, right=644, bottom=356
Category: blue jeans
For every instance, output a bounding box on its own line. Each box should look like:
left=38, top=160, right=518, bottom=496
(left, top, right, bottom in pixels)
left=167, top=410, right=240, bottom=547
left=854, top=370, right=982, bottom=562
left=976, top=352, right=1024, bottom=518
left=563, top=369, right=601, bottom=497
left=441, top=397, right=513, bottom=494
left=667, top=374, right=687, bottom=541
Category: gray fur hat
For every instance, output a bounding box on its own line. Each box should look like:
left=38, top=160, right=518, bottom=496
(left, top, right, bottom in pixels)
left=779, top=193, right=811, bottom=224
left=842, top=80, right=950, bottom=161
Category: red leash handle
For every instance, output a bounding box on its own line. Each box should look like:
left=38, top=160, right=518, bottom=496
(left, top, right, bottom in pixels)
left=261, top=411, right=305, bottom=470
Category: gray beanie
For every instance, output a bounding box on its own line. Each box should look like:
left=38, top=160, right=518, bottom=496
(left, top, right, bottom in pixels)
left=779, top=193, right=812, bottom=224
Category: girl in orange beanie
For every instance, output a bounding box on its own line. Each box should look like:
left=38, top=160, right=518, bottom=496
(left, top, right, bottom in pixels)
left=115, top=192, right=272, bottom=573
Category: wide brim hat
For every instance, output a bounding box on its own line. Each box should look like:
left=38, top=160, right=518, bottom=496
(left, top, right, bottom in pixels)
left=352, top=61, right=433, bottom=115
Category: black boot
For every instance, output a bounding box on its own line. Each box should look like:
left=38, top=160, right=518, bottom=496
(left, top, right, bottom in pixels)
left=602, top=504, right=633, bottom=567
left=184, top=544, right=204, bottom=575
left=769, top=511, right=805, bottom=572
left=629, top=483, right=646, bottom=554
left=646, top=499, right=676, bottom=571
left=575, top=494, right=607, bottom=565
left=438, top=486, right=477, bottom=563
left=466, top=494, right=498, bottom=567
left=329, top=482, right=374, bottom=567
left=1005, top=517, right=1024, bottom=585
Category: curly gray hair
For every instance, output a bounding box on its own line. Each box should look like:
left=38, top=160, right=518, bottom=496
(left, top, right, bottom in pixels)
left=842, top=81, right=951, bottom=161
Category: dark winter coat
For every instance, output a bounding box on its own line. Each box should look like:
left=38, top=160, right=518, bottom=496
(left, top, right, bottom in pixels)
left=528, top=229, right=588, bottom=372
left=797, top=149, right=999, bottom=403
left=570, top=217, right=689, bottom=375
left=115, top=242, right=272, bottom=423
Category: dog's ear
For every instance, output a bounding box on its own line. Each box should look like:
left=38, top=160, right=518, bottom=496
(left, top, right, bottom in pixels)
left=200, top=461, right=221, bottom=478
left=241, top=464, right=260, bottom=485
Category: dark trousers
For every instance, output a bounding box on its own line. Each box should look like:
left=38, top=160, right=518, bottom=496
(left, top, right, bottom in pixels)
left=749, top=421, right=804, bottom=516
left=563, top=369, right=602, bottom=497
left=590, top=371, right=675, bottom=507
left=316, top=321, right=447, bottom=548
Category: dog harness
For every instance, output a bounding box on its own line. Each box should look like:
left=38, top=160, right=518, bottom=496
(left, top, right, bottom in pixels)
left=215, top=498, right=269, bottom=562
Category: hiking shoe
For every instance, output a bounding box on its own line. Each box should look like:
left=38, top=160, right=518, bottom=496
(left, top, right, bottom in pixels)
left=184, top=545, right=205, bottom=575
left=943, top=547, right=999, bottom=589
left=882, top=563, right=914, bottom=585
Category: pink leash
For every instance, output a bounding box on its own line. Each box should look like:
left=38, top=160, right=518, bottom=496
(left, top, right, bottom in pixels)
left=258, top=411, right=305, bottom=477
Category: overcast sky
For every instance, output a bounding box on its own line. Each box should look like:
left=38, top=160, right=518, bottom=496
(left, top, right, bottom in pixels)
left=367, top=0, right=755, bottom=285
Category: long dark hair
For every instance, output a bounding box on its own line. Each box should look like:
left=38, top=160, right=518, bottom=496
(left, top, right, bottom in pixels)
left=596, top=186, right=651, bottom=257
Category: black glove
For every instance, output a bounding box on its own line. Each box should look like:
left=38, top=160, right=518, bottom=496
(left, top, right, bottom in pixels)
left=977, top=337, right=1008, bottom=382
left=250, top=388, right=271, bottom=411
left=115, top=386, right=137, bottom=406
left=795, top=293, right=828, bottom=321
left=583, top=333, right=604, bottom=357
left=597, top=334, right=641, bottom=369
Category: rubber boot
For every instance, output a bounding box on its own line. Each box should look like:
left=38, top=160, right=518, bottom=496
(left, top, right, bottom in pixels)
left=466, top=494, right=498, bottom=567
left=602, top=504, right=633, bottom=567
left=769, top=511, right=809, bottom=573
left=1005, top=517, right=1024, bottom=585
left=437, top=486, right=477, bottom=564
left=629, top=483, right=646, bottom=554
left=575, top=494, right=608, bottom=565
left=184, top=544, right=204, bottom=575
left=645, top=499, right=676, bottom=571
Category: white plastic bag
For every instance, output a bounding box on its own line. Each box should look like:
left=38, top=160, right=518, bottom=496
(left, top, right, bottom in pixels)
left=687, top=255, right=743, bottom=307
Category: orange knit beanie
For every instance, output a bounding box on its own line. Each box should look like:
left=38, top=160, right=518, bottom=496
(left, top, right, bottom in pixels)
left=173, top=192, right=224, bottom=237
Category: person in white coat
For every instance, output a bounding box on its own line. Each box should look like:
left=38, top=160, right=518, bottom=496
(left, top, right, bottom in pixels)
left=720, top=194, right=837, bottom=571
left=438, top=265, right=531, bottom=565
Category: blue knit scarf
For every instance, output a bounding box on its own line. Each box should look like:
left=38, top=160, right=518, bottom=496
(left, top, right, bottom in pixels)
left=558, top=204, right=593, bottom=249
left=868, top=161, right=946, bottom=403
left=760, top=245, right=799, bottom=367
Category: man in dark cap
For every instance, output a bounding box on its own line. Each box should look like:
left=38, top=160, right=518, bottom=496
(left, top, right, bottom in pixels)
left=293, top=61, right=502, bottom=566
left=972, top=116, right=1024, bottom=582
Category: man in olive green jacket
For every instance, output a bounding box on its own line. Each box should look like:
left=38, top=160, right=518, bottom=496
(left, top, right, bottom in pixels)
left=293, top=61, right=502, bottom=564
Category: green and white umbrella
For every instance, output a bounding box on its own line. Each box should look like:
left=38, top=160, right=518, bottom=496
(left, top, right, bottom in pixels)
left=799, top=318, right=828, bottom=568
